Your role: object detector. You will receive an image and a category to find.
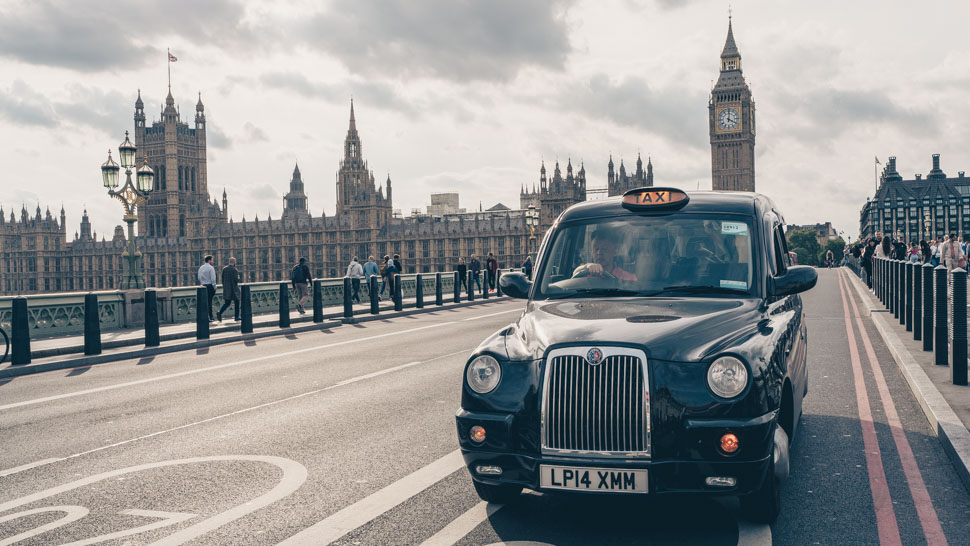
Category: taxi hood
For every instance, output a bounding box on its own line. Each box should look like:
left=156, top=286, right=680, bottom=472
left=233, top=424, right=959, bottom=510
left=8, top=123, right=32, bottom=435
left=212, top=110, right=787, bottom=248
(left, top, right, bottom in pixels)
left=504, top=297, right=763, bottom=362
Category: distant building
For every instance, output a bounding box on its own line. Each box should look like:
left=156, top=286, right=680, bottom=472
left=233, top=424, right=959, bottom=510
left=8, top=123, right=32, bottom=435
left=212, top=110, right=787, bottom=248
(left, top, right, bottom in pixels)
left=859, top=154, right=970, bottom=241
left=520, top=159, right=586, bottom=230
left=607, top=154, right=653, bottom=196
left=426, top=193, right=463, bottom=217
left=786, top=222, right=839, bottom=245
left=709, top=17, right=756, bottom=192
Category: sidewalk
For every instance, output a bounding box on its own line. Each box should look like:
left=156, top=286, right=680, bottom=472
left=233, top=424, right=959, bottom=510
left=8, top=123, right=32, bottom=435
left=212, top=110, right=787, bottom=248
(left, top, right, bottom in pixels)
left=845, top=268, right=970, bottom=492
left=0, top=292, right=509, bottom=379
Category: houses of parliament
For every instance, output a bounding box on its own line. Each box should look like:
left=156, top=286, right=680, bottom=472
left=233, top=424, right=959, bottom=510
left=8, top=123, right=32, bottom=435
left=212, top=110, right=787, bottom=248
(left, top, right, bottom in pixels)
left=0, top=20, right=752, bottom=296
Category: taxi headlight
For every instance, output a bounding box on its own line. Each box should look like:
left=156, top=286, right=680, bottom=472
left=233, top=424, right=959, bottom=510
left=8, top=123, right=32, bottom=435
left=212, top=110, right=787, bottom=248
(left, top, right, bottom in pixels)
left=466, top=355, right=502, bottom=394
left=707, top=356, right=748, bottom=399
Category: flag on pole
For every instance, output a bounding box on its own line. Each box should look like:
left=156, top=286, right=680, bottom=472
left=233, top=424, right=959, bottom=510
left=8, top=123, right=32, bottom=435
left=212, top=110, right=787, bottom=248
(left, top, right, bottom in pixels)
left=875, top=156, right=881, bottom=165
left=168, top=52, right=178, bottom=62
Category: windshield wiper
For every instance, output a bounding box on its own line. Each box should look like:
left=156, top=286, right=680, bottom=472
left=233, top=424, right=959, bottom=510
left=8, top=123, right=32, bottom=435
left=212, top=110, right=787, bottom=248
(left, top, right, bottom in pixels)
left=546, top=288, right=643, bottom=299
left=658, top=284, right=750, bottom=295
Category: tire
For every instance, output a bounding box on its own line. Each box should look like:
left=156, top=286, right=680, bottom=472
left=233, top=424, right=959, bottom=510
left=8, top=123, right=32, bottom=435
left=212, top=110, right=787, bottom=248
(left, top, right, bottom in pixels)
left=472, top=480, right=522, bottom=504
left=739, top=451, right=781, bottom=524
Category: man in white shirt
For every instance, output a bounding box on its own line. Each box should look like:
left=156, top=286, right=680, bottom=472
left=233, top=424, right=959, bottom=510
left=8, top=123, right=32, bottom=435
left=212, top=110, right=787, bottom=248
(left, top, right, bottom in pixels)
left=346, top=256, right=364, bottom=304
left=941, top=233, right=966, bottom=271
left=197, top=254, right=217, bottom=321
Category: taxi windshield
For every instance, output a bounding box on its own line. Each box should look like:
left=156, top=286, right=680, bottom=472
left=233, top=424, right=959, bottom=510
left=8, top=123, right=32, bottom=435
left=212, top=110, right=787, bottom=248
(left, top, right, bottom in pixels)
left=535, top=214, right=756, bottom=299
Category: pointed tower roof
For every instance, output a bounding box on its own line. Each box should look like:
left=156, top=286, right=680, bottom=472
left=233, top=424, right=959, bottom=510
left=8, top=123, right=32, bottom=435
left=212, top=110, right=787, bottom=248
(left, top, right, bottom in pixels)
left=293, top=162, right=301, bottom=178
left=135, top=89, right=144, bottom=108
left=196, top=92, right=204, bottom=111
left=349, top=98, right=357, bottom=132
left=165, top=88, right=175, bottom=106
left=721, top=17, right=740, bottom=59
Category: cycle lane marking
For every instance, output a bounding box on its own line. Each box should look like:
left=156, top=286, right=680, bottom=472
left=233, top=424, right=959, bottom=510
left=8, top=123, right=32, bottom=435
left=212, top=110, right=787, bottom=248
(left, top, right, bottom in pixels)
left=0, top=349, right=470, bottom=478
left=0, top=307, right=520, bottom=412
left=277, top=450, right=465, bottom=545
left=840, top=270, right=947, bottom=544
left=837, top=271, right=902, bottom=545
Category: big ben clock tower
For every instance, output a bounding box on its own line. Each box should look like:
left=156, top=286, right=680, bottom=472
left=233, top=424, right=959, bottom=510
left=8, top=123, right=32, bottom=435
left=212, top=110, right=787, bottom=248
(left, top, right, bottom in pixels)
left=709, top=17, right=755, bottom=192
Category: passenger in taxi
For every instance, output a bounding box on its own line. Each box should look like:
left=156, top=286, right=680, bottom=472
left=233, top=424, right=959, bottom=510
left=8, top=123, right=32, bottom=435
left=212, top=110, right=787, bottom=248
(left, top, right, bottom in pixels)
left=572, top=229, right=638, bottom=282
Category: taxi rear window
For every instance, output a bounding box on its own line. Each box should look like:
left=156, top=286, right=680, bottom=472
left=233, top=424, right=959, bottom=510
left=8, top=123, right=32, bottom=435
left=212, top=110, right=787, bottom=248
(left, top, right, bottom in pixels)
left=535, top=214, right=755, bottom=299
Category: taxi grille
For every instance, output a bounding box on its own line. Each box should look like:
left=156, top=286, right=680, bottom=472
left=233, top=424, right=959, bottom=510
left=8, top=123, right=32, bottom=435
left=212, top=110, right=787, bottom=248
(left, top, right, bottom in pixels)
left=543, top=353, right=649, bottom=456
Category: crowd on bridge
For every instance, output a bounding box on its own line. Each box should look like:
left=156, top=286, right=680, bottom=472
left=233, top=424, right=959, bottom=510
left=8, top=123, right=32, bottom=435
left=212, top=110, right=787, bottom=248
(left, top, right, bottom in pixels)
left=850, top=231, right=969, bottom=287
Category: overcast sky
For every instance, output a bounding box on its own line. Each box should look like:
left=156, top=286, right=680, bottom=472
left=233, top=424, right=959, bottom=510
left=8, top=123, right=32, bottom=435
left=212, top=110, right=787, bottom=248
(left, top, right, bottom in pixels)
left=1, top=0, right=968, bottom=242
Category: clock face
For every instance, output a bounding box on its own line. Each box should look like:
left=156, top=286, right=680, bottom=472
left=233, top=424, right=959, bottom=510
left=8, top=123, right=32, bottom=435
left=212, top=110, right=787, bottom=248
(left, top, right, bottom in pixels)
left=718, top=108, right=739, bottom=130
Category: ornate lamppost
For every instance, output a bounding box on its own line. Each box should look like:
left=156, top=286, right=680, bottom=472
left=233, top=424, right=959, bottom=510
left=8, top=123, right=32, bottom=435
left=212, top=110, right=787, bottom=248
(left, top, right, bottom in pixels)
left=525, top=205, right=539, bottom=254
left=101, top=131, right=154, bottom=289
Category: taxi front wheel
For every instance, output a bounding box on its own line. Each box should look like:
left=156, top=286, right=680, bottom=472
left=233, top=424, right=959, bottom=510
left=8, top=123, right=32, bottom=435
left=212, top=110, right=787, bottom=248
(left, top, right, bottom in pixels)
left=472, top=480, right=523, bottom=504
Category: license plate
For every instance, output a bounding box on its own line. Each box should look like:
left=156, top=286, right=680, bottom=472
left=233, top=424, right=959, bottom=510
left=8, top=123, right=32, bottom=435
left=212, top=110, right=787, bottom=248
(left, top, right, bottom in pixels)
left=539, top=465, right=648, bottom=494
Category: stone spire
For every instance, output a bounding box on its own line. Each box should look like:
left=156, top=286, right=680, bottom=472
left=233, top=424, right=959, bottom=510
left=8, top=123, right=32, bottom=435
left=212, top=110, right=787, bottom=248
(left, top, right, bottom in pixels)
left=721, top=17, right=739, bottom=59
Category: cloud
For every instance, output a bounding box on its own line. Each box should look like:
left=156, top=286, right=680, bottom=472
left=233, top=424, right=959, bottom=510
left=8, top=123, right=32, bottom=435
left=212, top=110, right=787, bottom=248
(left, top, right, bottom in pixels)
left=207, top=122, right=232, bottom=149
left=243, top=121, right=268, bottom=142
left=0, top=80, right=58, bottom=127
left=247, top=183, right=278, bottom=201
left=0, top=0, right=255, bottom=72
left=258, top=72, right=424, bottom=117
left=559, top=73, right=709, bottom=149
left=300, top=0, right=575, bottom=82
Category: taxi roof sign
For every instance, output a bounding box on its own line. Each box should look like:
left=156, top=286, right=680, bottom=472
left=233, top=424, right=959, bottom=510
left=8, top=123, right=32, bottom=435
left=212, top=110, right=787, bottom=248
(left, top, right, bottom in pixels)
left=621, top=187, right=689, bottom=211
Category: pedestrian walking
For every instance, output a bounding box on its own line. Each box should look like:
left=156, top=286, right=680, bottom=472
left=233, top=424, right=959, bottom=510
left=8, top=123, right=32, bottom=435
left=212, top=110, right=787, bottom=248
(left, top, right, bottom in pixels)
left=486, top=252, right=498, bottom=291
left=393, top=253, right=404, bottom=275
left=523, top=255, right=533, bottom=280
left=862, top=239, right=875, bottom=288
left=197, top=254, right=217, bottom=322
left=217, top=257, right=241, bottom=322
left=825, top=249, right=835, bottom=268
left=379, top=255, right=390, bottom=299
left=456, top=257, right=468, bottom=291
left=941, top=233, right=967, bottom=271
left=291, top=257, right=312, bottom=314
left=346, top=256, right=364, bottom=304
left=363, top=255, right=379, bottom=287
left=469, top=254, right=482, bottom=292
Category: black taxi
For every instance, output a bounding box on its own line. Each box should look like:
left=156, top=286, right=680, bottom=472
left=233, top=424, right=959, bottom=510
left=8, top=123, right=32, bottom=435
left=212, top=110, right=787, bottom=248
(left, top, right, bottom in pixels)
left=455, top=188, right=816, bottom=523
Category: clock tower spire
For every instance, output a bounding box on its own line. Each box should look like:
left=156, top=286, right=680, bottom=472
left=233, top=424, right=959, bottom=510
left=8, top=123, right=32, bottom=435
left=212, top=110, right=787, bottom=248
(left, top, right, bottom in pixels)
left=709, top=16, right=755, bottom=192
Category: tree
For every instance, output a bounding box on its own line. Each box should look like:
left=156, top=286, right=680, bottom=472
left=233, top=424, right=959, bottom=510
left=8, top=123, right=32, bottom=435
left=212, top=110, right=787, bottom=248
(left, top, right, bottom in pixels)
left=819, top=237, right=846, bottom=265
left=787, top=229, right=821, bottom=266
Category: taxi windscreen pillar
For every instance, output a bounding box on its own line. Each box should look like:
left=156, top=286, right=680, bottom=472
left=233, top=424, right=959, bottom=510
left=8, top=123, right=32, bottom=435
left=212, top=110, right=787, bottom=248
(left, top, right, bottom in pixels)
left=950, top=268, right=968, bottom=385
left=196, top=286, right=210, bottom=340
left=241, top=285, right=253, bottom=334
left=912, top=263, right=922, bottom=342
left=370, top=275, right=379, bottom=314
left=10, top=297, right=30, bottom=365
left=922, top=263, right=933, bottom=351
left=279, top=282, right=290, bottom=328
left=934, top=266, right=948, bottom=366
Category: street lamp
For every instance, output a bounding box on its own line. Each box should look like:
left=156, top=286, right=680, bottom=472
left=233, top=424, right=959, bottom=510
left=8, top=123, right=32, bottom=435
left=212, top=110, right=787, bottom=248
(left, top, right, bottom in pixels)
left=101, top=131, right=154, bottom=289
left=525, top=205, right=539, bottom=254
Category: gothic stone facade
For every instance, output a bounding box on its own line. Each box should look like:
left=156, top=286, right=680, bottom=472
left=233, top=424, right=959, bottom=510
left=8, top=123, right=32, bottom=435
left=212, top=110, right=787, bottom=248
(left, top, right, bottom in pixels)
left=1, top=95, right=587, bottom=295
left=710, top=19, right=756, bottom=192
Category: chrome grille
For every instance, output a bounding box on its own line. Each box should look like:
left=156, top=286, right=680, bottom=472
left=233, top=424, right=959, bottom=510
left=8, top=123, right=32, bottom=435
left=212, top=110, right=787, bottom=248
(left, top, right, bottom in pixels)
left=542, top=348, right=650, bottom=458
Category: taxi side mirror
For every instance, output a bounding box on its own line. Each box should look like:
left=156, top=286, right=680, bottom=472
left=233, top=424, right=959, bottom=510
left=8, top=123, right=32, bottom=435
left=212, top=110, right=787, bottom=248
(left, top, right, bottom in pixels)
left=768, top=265, right=817, bottom=297
left=501, top=272, right=532, bottom=299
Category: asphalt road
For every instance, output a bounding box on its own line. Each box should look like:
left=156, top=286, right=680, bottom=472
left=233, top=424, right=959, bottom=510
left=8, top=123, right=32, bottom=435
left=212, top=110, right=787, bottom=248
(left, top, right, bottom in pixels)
left=1, top=270, right=968, bottom=545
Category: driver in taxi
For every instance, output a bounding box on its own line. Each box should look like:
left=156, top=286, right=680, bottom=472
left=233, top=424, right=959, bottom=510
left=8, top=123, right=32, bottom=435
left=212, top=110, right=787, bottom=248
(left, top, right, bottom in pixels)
left=572, top=228, right=638, bottom=281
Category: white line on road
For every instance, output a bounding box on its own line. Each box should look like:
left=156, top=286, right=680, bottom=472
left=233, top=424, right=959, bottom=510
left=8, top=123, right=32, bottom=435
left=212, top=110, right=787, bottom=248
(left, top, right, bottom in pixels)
left=278, top=450, right=466, bottom=545
left=0, top=306, right=520, bottom=412
left=0, top=349, right=470, bottom=478
left=736, top=520, right=772, bottom=546
left=419, top=501, right=503, bottom=546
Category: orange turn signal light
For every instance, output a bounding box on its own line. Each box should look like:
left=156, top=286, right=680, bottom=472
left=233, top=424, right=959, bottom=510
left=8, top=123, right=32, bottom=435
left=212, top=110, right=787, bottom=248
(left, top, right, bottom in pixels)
left=470, top=425, right=486, bottom=443
left=720, top=433, right=739, bottom=454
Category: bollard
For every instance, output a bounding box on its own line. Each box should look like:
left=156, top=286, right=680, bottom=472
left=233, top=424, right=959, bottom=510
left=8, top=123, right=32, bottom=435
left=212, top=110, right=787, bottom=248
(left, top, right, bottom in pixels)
left=922, top=263, right=934, bottom=352
left=878, top=258, right=885, bottom=306
left=435, top=273, right=443, bottom=306
left=453, top=271, right=460, bottom=303
left=888, top=260, right=895, bottom=315
left=496, top=270, right=503, bottom=297
left=279, top=282, right=290, bottom=328
left=343, top=277, right=354, bottom=320
left=416, top=273, right=424, bottom=309
left=483, top=271, right=489, bottom=300
left=241, top=285, right=253, bottom=334
left=370, top=275, right=379, bottom=314
left=913, top=264, right=922, bottom=342
left=467, top=271, right=475, bottom=301
left=950, top=268, right=968, bottom=385
left=898, top=260, right=906, bottom=326
left=145, top=289, right=160, bottom=347
left=83, top=293, right=102, bottom=356
left=394, top=275, right=403, bottom=312
left=10, top=297, right=30, bottom=365
left=934, top=266, right=947, bottom=366
left=196, top=286, right=210, bottom=340
left=903, top=262, right=916, bottom=332
left=313, top=279, right=323, bottom=323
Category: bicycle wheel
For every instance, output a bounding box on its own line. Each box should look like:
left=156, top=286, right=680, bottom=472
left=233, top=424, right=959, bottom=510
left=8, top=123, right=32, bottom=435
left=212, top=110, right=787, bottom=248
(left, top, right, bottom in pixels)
left=0, top=327, right=8, bottom=365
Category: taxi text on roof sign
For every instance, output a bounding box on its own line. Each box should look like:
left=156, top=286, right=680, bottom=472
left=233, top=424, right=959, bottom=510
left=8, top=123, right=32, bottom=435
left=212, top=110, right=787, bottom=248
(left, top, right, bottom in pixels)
left=621, top=187, right=689, bottom=210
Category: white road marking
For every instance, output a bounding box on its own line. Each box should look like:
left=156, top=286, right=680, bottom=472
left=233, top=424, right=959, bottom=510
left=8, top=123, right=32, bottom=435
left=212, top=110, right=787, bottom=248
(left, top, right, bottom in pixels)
left=0, top=307, right=520, bottom=412
left=737, top=520, right=772, bottom=545
left=0, top=349, right=469, bottom=478
left=278, top=450, right=466, bottom=545
left=419, top=501, right=503, bottom=546
left=0, top=505, right=89, bottom=546
left=0, top=456, right=306, bottom=546
left=62, top=509, right=198, bottom=546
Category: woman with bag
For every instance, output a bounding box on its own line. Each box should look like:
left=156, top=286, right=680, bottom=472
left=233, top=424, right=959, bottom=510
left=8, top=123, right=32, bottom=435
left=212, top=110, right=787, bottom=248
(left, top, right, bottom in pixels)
left=941, top=233, right=967, bottom=271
